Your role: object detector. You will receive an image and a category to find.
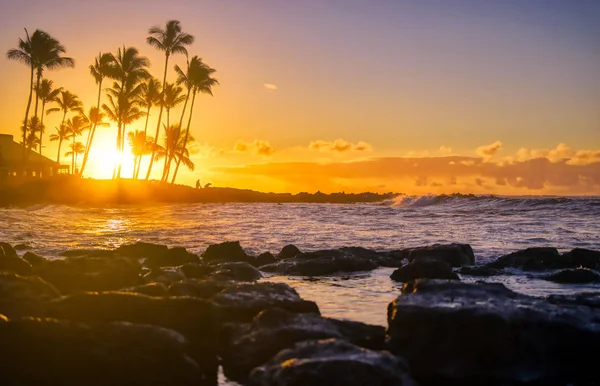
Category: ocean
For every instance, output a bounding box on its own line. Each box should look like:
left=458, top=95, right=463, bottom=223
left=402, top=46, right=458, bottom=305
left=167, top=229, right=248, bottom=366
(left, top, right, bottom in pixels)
left=2, top=194, right=599, bottom=327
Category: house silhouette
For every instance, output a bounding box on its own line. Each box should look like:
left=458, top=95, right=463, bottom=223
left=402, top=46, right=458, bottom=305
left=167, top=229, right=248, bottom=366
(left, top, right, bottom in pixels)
left=0, top=133, right=69, bottom=180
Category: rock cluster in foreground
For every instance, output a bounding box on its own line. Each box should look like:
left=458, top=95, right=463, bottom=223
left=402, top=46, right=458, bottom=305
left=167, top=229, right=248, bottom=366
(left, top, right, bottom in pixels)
left=1, top=240, right=599, bottom=385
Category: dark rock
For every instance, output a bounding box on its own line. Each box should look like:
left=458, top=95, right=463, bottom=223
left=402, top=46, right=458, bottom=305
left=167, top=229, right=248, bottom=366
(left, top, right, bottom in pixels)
left=22, top=251, right=48, bottom=266
left=59, top=249, right=116, bottom=258
left=386, top=279, right=600, bottom=385
left=0, top=317, right=205, bottom=386
left=46, top=292, right=219, bottom=379
left=487, top=247, right=562, bottom=270
left=0, top=242, right=32, bottom=275
left=279, top=244, right=301, bottom=259
left=247, top=339, right=416, bottom=386
left=405, top=243, right=475, bottom=267
left=168, top=279, right=233, bottom=298
left=542, top=268, right=600, bottom=284
left=210, top=262, right=262, bottom=281
left=201, top=241, right=249, bottom=263
left=34, top=256, right=142, bottom=294
left=179, top=263, right=212, bottom=279
left=562, top=248, right=600, bottom=269
left=547, top=292, right=600, bottom=309
left=222, top=308, right=386, bottom=382
left=260, top=249, right=379, bottom=276
left=116, top=242, right=168, bottom=258
left=144, top=247, right=200, bottom=269
left=391, top=259, right=459, bottom=282
left=212, top=282, right=320, bottom=322
left=253, top=252, right=277, bottom=267
left=13, top=243, right=32, bottom=251
left=458, top=265, right=501, bottom=277
left=120, top=282, right=169, bottom=296
left=0, top=272, right=60, bottom=318
left=143, top=266, right=185, bottom=284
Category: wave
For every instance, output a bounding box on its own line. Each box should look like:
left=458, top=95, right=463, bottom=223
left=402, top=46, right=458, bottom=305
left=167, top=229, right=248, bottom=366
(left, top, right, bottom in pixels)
left=391, top=193, right=600, bottom=210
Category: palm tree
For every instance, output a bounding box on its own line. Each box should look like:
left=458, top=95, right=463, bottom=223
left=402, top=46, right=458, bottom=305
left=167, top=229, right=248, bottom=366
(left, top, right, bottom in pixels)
left=78, top=107, right=110, bottom=176
left=79, top=52, right=114, bottom=177
left=155, top=124, right=195, bottom=179
left=159, top=82, right=186, bottom=181
left=21, top=117, right=42, bottom=154
left=49, top=123, right=70, bottom=163
left=171, top=57, right=218, bottom=184
left=128, top=130, right=154, bottom=179
left=36, top=79, right=62, bottom=155
left=134, top=77, right=162, bottom=178
left=47, top=90, right=83, bottom=151
left=65, top=142, right=85, bottom=173
left=145, top=20, right=194, bottom=181
left=65, top=115, right=87, bottom=174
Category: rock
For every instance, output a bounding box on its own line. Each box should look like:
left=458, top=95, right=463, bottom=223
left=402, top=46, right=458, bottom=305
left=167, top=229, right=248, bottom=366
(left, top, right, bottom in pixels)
left=0, top=272, right=60, bottom=318
left=247, top=339, right=416, bottom=386
left=179, top=263, right=212, bottom=279
left=260, top=249, right=379, bottom=276
left=210, top=262, right=262, bottom=281
left=168, top=279, right=233, bottom=298
left=120, top=282, right=169, bottom=296
left=46, top=292, right=219, bottom=379
left=201, top=241, right=250, bottom=263
left=458, top=265, right=501, bottom=277
left=391, top=259, right=459, bottom=282
left=34, top=256, right=142, bottom=294
left=487, top=247, right=563, bottom=270
left=405, top=243, right=475, bottom=267
left=0, top=242, right=32, bottom=275
left=144, top=247, right=200, bottom=269
left=116, top=241, right=168, bottom=258
left=253, top=252, right=277, bottom=267
left=143, top=266, right=185, bottom=284
left=386, top=279, right=600, bottom=385
left=212, top=282, right=320, bottom=322
left=562, top=248, right=600, bottom=269
left=22, top=251, right=48, bottom=266
left=59, top=249, right=116, bottom=258
left=13, top=243, right=32, bottom=251
left=222, top=308, right=386, bottom=382
left=279, top=244, right=301, bottom=259
left=0, top=317, right=205, bottom=386
left=542, top=268, right=600, bottom=284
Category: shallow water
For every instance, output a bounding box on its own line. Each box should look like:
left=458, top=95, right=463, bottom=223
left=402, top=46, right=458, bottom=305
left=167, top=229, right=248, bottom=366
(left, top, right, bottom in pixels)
left=1, top=194, right=599, bottom=327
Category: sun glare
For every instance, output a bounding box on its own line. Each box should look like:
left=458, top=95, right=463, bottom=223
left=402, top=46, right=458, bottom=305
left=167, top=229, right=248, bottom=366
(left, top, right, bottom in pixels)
left=85, top=131, right=135, bottom=179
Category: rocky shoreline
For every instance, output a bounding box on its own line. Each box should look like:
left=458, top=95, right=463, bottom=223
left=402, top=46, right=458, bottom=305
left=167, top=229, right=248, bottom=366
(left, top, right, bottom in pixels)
left=1, top=240, right=599, bottom=385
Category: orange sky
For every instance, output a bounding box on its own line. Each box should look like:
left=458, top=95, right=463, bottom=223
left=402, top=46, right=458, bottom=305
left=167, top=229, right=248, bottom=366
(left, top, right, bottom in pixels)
left=1, top=1, right=599, bottom=195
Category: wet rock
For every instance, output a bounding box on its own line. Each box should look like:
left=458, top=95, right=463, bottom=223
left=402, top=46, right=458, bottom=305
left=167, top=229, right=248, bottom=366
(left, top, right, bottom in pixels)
left=386, top=279, right=600, bottom=385
left=59, top=249, right=116, bottom=258
left=34, top=256, right=142, bottom=294
left=13, top=243, right=32, bottom=251
left=542, top=268, right=600, bottom=284
left=0, top=242, right=32, bottom=275
left=144, top=247, right=200, bottom=269
left=116, top=241, right=168, bottom=258
left=210, top=262, right=263, bottom=281
left=487, top=247, right=563, bottom=270
left=0, top=317, right=205, bottom=386
left=458, top=265, right=501, bottom=277
left=260, top=249, right=379, bottom=276
left=247, top=339, right=416, bottom=386
left=221, top=308, right=386, bottom=382
left=179, top=262, right=212, bottom=279
left=253, top=252, right=277, bottom=267
left=0, top=272, right=60, bottom=318
left=547, top=292, right=600, bottom=309
left=22, top=251, right=48, bottom=266
left=405, top=243, right=475, bottom=267
left=391, top=259, right=459, bottom=282
left=562, top=248, right=600, bottom=269
left=143, top=266, right=185, bottom=284
left=201, top=241, right=250, bottom=263
left=46, top=292, right=219, bottom=379
left=120, top=282, right=169, bottom=296
left=279, top=244, right=301, bottom=259
left=339, top=246, right=403, bottom=268
left=168, top=279, right=233, bottom=298
left=212, top=282, right=320, bottom=322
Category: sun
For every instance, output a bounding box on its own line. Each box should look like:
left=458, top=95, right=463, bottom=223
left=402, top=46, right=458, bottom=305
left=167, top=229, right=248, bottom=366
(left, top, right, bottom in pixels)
left=84, top=130, right=135, bottom=179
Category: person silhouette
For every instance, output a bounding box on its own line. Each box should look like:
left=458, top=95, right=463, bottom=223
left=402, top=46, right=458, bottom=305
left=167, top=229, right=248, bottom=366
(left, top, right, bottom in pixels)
left=195, top=179, right=200, bottom=189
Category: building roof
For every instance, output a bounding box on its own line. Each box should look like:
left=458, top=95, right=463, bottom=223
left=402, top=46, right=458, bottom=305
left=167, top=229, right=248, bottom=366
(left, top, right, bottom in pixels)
left=0, top=133, right=60, bottom=168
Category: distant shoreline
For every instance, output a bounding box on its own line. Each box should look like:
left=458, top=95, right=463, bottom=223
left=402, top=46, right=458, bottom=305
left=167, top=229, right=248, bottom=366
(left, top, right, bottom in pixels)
left=0, top=177, right=398, bottom=206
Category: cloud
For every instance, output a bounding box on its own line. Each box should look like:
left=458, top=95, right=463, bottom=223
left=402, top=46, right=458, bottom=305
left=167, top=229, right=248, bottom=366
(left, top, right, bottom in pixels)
left=476, top=141, right=503, bottom=159
left=516, top=143, right=574, bottom=163
left=192, top=143, right=226, bottom=158
left=567, top=150, right=600, bottom=166
left=439, top=145, right=452, bottom=155
left=234, top=140, right=275, bottom=156
left=263, top=83, right=278, bottom=91
left=309, top=139, right=372, bottom=153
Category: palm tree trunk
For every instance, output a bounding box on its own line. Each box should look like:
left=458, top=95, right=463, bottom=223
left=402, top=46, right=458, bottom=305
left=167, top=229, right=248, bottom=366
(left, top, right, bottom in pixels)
left=71, top=133, right=76, bottom=174
left=80, top=80, right=103, bottom=177
left=171, top=89, right=197, bottom=184
left=21, top=62, right=35, bottom=176
left=165, top=87, right=191, bottom=182
left=56, top=138, right=63, bottom=163
left=135, top=105, right=152, bottom=179
left=145, top=53, right=170, bottom=181
left=39, top=100, right=46, bottom=155
left=33, top=70, right=42, bottom=118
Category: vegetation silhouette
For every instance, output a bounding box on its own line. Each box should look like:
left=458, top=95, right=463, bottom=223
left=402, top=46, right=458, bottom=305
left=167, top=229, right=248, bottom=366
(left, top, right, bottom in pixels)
left=35, top=79, right=62, bottom=156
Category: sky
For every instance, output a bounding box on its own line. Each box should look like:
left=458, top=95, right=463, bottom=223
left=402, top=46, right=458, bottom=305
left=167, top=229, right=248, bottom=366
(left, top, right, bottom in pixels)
left=0, top=0, right=599, bottom=194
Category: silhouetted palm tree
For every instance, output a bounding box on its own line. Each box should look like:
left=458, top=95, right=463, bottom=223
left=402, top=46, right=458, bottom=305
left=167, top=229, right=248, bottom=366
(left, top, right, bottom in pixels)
left=171, top=57, right=218, bottom=184
left=21, top=117, right=42, bottom=154
left=80, top=52, right=114, bottom=177
left=65, top=115, right=87, bottom=174
left=156, top=123, right=195, bottom=181
left=47, top=90, right=83, bottom=153
left=134, top=77, right=162, bottom=178
left=36, top=79, right=62, bottom=155
left=128, top=130, right=154, bottom=179
left=65, top=141, right=85, bottom=174
left=49, top=123, right=70, bottom=163
left=159, top=82, right=186, bottom=181
left=79, top=107, right=110, bottom=175
left=145, top=20, right=194, bottom=181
